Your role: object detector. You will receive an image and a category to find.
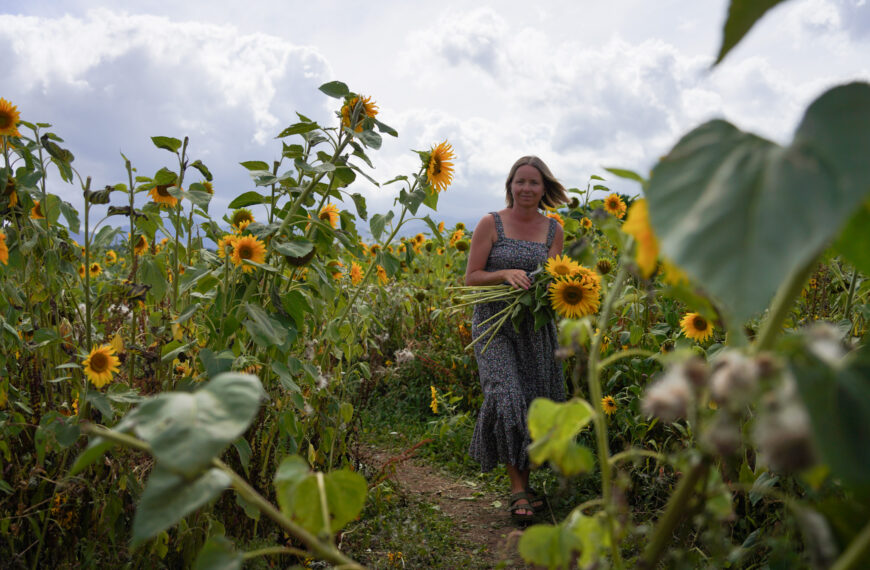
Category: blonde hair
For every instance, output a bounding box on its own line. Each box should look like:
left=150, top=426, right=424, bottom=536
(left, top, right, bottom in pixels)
left=504, top=156, right=568, bottom=209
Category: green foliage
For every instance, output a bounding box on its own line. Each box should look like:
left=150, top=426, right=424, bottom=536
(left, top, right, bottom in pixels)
left=527, top=398, right=595, bottom=476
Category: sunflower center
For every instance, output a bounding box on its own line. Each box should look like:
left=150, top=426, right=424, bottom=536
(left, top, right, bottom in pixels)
left=156, top=184, right=172, bottom=197
left=562, top=284, right=585, bottom=304
left=238, top=244, right=253, bottom=259
left=554, top=265, right=570, bottom=275
left=319, top=212, right=330, bottom=221
left=693, top=316, right=707, bottom=331
left=90, top=352, right=109, bottom=373
left=0, top=113, right=10, bottom=128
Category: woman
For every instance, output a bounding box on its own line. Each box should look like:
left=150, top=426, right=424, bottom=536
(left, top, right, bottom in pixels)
left=465, top=156, right=568, bottom=521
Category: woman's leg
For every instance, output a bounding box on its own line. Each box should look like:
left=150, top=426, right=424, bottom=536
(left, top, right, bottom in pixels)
left=507, top=463, right=532, bottom=516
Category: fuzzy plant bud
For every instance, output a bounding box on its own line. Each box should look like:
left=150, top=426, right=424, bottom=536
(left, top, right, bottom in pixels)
left=704, top=414, right=742, bottom=457
left=394, top=348, right=415, bottom=365
left=710, top=350, right=759, bottom=408
left=806, top=322, right=847, bottom=366
left=754, top=378, right=816, bottom=474
left=642, top=367, right=692, bottom=423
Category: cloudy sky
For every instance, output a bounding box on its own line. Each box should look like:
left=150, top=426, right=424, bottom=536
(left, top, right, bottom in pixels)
left=3, top=0, right=869, bottom=234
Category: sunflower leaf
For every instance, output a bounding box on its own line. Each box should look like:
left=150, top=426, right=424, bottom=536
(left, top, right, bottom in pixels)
left=647, top=82, right=870, bottom=323
left=714, top=0, right=789, bottom=66
left=189, top=159, right=213, bottom=181
left=318, top=81, right=349, bottom=98
left=151, top=136, right=182, bottom=153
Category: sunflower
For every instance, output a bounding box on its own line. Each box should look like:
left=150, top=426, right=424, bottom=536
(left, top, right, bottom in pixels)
left=133, top=234, right=148, bottom=256
left=82, top=344, right=121, bottom=388
left=341, top=95, right=379, bottom=132
left=202, top=181, right=214, bottom=194
left=318, top=203, right=340, bottom=229
left=545, top=211, right=564, bottom=227
left=231, top=209, right=255, bottom=231
left=601, top=395, right=618, bottom=416
left=430, top=385, right=439, bottom=414
left=231, top=235, right=266, bottom=273
left=369, top=244, right=381, bottom=256
left=217, top=234, right=237, bottom=259
left=77, top=264, right=86, bottom=279
left=89, top=263, right=102, bottom=277
left=603, top=194, right=627, bottom=219
left=574, top=266, right=602, bottom=289
left=549, top=277, right=601, bottom=318
left=425, top=141, right=456, bottom=193
left=449, top=229, right=464, bottom=247
left=622, top=199, right=658, bottom=278
left=0, top=99, right=21, bottom=137
left=596, top=259, right=612, bottom=275
left=437, top=221, right=445, bottom=233
left=680, top=312, right=713, bottom=342
left=0, top=233, right=8, bottom=265
left=545, top=254, right=581, bottom=279
left=350, top=262, right=364, bottom=285
left=377, top=264, right=388, bottom=285
left=581, top=217, right=593, bottom=229
left=148, top=182, right=179, bottom=208
left=105, top=250, right=117, bottom=265
left=455, top=240, right=470, bottom=252
left=414, top=233, right=425, bottom=244
left=30, top=200, right=45, bottom=220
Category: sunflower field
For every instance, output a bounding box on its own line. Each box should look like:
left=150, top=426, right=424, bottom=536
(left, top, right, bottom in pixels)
left=2, top=3, right=870, bottom=569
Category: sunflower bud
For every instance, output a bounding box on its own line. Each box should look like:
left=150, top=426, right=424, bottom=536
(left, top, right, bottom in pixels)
left=595, top=259, right=612, bottom=275
left=710, top=350, right=759, bottom=407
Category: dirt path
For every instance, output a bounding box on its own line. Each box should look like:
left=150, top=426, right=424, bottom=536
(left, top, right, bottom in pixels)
left=362, top=445, right=536, bottom=569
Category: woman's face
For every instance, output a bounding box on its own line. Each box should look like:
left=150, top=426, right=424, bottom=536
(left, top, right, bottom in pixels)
left=510, top=164, right=544, bottom=208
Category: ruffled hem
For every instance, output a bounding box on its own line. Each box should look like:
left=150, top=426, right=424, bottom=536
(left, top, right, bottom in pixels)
left=469, top=390, right=531, bottom=472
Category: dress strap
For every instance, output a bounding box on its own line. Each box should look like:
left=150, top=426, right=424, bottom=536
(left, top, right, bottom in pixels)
left=490, top=211, right=505, bottom=240
left=545, top=216, right=557, bottom=248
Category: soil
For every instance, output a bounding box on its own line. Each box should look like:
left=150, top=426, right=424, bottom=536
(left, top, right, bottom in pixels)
left=361, top=445, right=549, bottom=569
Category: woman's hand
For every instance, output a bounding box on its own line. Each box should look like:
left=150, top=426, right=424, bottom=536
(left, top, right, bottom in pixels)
left=502, top=269, right=531, bottom=290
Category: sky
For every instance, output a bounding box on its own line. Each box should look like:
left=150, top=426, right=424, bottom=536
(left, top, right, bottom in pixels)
left=2, top=0, right=869, bottom=236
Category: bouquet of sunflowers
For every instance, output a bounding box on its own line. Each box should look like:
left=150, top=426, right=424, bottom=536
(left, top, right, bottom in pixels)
left=450, top=255, right=602, bottom=354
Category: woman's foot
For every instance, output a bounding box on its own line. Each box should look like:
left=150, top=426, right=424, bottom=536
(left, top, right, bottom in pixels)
left=525, top=487, right=546, bottom=511
left=509, top=492, right=535, bottom=523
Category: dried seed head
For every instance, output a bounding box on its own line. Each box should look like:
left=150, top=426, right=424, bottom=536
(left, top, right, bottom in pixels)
left=710, top=350, right=759, bottom=407
left=755, top=378, right=816, bottom=474
left=642, top=369, right=692, bottom=423
left=683, top=357, right=710, bottom=389
left=705, top=414, right=742, bottom=457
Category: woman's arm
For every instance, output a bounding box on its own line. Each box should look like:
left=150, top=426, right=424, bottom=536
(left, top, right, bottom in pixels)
left=465, top=213, right=531, bottom=289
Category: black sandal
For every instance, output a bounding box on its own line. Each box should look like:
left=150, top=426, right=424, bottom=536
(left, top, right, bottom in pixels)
left=509, top=491, right=535, bottom=523
left=525, top=487, right=547, bottom=512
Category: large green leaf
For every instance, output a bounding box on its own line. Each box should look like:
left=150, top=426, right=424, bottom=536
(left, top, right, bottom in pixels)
left=243, top=303, right=288, bottom=348
left=518, top=523, right=584, bottom=570
left=833, top=198, right=870, bottom=274
left=132, top=466, right=230, bottom=548
left=274, top=456, right=367, bottom=535
left=193, top=536, right=242, bottom=570
left=647, top=83, right=870, bottom=323
left=714, top=0, right=790, bottom=66
left=127, top=373, right=265, bottom=476
left=527, top=398, right=595, bottom=476
left=791, top=343, right=870, bottom=487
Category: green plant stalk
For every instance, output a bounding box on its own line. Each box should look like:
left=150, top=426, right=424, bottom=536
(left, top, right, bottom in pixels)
left=829, top=513, right=870, bottom=570
left=843, top=266, right=859, bottom=323
left=587, top=260, right=629, bottom=569
left=171, top=137, right=189, bottom=315
left=638, top=456, right=709, bottom=570
left=81, top=424, right=364, bottom=569
left=268, top=160, right=280, bottom=225
left=754, top=257, right=819, bottom=353
left=126, top=159, right=137, bottom=384
left=242, top=545, right=309, bottom=560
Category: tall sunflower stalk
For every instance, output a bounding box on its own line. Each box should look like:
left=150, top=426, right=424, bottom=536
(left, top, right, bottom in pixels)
left=450, top=255, right=602, bottom=354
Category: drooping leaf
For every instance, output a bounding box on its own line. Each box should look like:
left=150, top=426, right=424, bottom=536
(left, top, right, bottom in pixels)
left=151, top=136, right=182, bottom=153
left=132, top=466, right=230, bottom=548
left=227, top=191, right=268, bottom=209
left=647, top=83, right=870, bottom=323
left=714, top=0, right=790, bottom=66
left=527, top=398, right=595, bottom=476
left=190, top=159, right=213, bottom=181
left=127, top=373, right=265, bottom=476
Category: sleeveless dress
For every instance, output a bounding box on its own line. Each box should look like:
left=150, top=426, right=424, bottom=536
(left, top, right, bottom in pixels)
left=468, top=212, right=566, bottom=472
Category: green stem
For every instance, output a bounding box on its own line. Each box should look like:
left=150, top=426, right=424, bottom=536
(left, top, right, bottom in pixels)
left=831, top=515, right=870, bottom=570
left=587, top=260, right=629, bottom=569
left=126, top=159, right=137, bottom=384
left=843, top=267, right=859, bottom=323
left=638, top=456, right=709, bottom=569
left=754, top=257, right=819, bottom=354
left=171, top=137, right=189, bottom=314
left=242, top=546, right=309, bottom=560
left=597, top=348, right=655, bottom=371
